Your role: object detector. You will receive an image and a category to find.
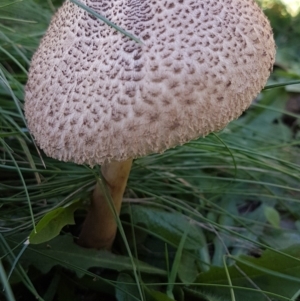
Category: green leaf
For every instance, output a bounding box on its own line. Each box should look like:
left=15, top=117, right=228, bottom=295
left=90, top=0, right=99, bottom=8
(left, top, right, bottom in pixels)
left=116, top=273, right=141, bottom=301
left=184, top=288, right=227, bottom=301
left=263, top=229, right=300, bottom=249
left=295, top=221, right=300, bottom=232
left=129, top=206, right=205, bottom=250
left=263, top=206, right=280, bottom=228
left=20, top=235, right=166, bottom=278
left=192, top=245, right=300, bottom=301
left=148, top=290, right=175, bottom=301
left=167, top=226, right=188, bottom=299
left=29, top=200, right=82, bottom=244
left=178, top=252, right=200, bottom=284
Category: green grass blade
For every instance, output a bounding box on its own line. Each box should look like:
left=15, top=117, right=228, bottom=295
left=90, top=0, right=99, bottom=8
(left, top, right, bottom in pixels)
left=70, top=0, right=143, bottom=44
left=0, top=260, right=16, bottom=301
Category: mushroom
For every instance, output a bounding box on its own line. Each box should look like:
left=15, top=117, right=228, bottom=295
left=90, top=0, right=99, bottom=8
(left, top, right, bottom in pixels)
left=24, top=0, right=275, bottom=249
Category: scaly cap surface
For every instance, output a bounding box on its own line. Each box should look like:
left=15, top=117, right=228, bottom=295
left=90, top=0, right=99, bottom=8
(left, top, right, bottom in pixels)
left=25, top=0, right=276, bottom=165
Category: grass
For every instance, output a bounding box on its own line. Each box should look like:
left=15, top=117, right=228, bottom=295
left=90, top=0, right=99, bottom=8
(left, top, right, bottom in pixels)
left=1, top=0, right=300, bottom=300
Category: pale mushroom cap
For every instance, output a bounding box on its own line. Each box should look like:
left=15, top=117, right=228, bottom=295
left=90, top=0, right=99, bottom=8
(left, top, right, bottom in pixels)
left=25, top=0, right=275, bottom=166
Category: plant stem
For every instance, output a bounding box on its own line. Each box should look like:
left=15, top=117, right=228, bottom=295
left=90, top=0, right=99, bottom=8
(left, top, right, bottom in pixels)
left=77, top=159, right=133, bottom=249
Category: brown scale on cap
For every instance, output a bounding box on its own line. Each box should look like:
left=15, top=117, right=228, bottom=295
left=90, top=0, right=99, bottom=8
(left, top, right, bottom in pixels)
left=25, top=0, right=275, bottom=166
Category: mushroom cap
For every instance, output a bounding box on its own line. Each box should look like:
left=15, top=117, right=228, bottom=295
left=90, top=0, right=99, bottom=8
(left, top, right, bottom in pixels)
left=25, top=0, right=275, bottom=166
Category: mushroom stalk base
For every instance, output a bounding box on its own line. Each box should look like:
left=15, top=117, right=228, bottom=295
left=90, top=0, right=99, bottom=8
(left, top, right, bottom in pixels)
left=77, top=159, right=133, bottom=250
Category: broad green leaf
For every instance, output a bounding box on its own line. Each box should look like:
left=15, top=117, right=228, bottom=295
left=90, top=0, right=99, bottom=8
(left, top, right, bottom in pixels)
left=148, top=290, right=175, bottom=301
left=116, top=273, right=141, bottom=301
left=192, top=245, right=300, bottom=301
left=21, top=235, right=166, bottom=278
left=285, top=83, right=300, bottom=93
left=178, top=252, right=200, bottom=284
left=264, top=206, right=280, bottom=228
left=295, top=221, right=300, bottom=232
left=263, top=228, right=300, bottom=249
left=29, top=200, right=82, bottom=244
left=129, top=206, right=205, bottom=250
left=184, top=288, right=227, bottom=301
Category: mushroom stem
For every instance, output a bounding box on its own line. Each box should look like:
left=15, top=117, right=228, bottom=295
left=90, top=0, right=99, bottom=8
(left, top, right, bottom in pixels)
left=78, top=159, right=133, bottom=250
